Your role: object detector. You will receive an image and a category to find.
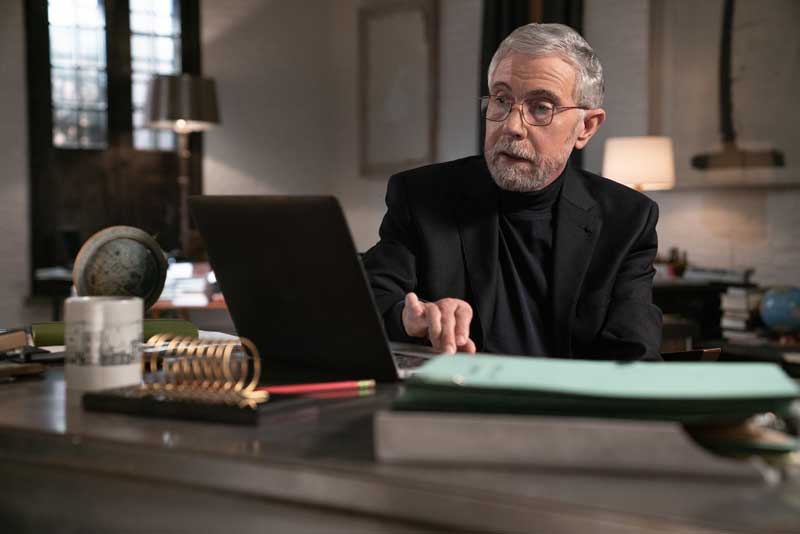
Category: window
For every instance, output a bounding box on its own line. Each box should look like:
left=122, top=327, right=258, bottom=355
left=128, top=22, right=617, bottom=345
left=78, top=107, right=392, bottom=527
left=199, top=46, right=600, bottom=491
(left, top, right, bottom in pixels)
left=130, top=0, right=181, bottom=150
left=26, top=0, right=201, bottom=296
left=46, top=0, right=185, bottom=151
left=48, top=0, right=108, bottom=148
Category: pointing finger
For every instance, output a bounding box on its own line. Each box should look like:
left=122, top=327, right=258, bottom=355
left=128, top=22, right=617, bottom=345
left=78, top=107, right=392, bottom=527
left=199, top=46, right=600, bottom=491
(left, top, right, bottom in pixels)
left=439, top=305, right=457, bottom=354
left=425, top=304, right=443, bottom=349
left=460, top=338, right=477, bottom=354
left=454, top=303, right=473, bottom=346
left=405, top=292, right=424, bottom=317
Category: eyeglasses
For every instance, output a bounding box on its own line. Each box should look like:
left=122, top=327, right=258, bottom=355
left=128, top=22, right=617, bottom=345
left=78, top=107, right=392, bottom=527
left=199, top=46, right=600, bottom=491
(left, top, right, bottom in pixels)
left=480, top=95, right=587, bottom=126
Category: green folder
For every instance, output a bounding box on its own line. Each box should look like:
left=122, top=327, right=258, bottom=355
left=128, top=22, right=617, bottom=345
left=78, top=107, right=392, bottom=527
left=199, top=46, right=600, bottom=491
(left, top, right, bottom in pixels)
left=396, top=355, right=800, bottom=423
left=31, top=319, right=199, bottom=347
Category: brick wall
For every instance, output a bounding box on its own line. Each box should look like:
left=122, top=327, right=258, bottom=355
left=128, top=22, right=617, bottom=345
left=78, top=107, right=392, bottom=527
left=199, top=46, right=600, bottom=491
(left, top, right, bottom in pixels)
left=583, top=0, right=799, bottom=288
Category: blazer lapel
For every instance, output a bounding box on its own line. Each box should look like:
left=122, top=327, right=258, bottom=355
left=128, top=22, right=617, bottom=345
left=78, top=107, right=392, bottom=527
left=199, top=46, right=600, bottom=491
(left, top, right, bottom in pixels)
left=456, top=163, right=499, bottom=348
left=552, top=166, right=602, bottom=356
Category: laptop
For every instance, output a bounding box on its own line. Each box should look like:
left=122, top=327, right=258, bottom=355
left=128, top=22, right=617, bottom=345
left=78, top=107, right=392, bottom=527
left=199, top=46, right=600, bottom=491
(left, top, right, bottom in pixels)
left=189, top=195, right=436, bottom=384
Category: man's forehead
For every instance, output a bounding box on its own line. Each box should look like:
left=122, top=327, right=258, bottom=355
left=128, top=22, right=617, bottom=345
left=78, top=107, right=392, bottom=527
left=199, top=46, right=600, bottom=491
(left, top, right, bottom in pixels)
left=490, top=53, right=577, bottom=96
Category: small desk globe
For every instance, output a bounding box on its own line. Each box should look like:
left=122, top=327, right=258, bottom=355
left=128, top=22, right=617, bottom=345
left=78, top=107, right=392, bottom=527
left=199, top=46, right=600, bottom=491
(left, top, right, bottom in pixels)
left=72, top=226, right=167, bottom=310
left=759, top=287, right=800, bottom=334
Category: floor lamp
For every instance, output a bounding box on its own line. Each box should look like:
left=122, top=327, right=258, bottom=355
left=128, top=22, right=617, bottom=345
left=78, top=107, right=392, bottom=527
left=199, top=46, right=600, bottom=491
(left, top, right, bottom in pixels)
left=145, top=74, right=220, bottom=256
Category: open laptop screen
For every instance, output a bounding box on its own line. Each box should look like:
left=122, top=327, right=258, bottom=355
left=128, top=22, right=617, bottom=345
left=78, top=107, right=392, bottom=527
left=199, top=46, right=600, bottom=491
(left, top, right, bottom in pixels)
left=190, top=195, right=399, bottom=383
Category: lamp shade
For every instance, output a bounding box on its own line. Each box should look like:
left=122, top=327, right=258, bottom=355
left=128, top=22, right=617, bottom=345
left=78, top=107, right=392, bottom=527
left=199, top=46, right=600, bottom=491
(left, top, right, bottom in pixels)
left=145, top=74, right=220, bottom=133
left=602, top=136, right=675, bottom=191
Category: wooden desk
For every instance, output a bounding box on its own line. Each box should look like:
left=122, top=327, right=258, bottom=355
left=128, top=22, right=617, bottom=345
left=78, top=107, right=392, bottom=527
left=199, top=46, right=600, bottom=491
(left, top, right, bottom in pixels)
left=722, top=342, right=800, bottom=378
left=0, top=369, right=798, bottom=533
left=654, top=281, right=728, bottom=344
left=148, top=294, right=228, bottom=319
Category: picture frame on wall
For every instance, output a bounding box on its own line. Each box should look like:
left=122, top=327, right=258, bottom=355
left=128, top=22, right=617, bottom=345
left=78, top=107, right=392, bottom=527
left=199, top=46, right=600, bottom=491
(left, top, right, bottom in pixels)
left=358, top=0, right=438, bottom=177
left=649, top=0, right=799, bottom=188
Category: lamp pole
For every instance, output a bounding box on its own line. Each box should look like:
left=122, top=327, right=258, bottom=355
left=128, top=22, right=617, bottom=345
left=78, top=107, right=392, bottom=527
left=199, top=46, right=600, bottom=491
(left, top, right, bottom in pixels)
left=144, top=74, right=220, bottom=257
left=177, top=129, right=191, bottom=255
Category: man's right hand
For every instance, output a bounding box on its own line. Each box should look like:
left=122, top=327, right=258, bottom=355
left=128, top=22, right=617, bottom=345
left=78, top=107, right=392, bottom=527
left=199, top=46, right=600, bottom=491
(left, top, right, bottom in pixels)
left=401, top=292, right=477, bottom=354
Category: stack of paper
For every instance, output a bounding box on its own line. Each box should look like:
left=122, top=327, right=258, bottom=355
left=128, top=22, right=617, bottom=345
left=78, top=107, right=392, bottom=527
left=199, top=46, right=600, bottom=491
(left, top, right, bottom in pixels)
left=396, top=355, right=800, bottom=423
left=376, top=356, right=800, bottom=473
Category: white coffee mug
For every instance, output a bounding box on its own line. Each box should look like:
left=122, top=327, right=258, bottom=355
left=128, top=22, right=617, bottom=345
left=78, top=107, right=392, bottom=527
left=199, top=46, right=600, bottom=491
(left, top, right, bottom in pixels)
left=64, top=296, right=143, bottom=391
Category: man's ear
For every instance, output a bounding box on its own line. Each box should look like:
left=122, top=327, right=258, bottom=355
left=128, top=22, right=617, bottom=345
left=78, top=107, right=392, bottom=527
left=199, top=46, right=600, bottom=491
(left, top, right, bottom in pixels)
left=574, top=108, right=606, bottom=150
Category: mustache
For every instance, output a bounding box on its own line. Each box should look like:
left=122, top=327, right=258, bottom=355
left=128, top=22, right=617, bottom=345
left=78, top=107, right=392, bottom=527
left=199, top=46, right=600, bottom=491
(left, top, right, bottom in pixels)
left=490, top=138, right=537, bottom=162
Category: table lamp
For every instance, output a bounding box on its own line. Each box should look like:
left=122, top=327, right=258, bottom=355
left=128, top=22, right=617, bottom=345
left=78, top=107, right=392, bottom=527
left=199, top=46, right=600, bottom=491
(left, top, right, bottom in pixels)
left=145, top=74, right=220, bottom=255
left=602, top=136, right=675, bottom=191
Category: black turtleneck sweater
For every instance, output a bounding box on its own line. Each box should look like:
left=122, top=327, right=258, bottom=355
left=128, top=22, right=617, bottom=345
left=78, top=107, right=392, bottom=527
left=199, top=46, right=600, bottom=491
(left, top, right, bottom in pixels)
left=483, top=175, right=563, bottom=356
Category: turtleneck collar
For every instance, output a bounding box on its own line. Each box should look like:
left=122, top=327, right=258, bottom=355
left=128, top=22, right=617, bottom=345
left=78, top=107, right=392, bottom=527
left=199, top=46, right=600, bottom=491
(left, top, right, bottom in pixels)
left=497, top=167, right=566, bottom=214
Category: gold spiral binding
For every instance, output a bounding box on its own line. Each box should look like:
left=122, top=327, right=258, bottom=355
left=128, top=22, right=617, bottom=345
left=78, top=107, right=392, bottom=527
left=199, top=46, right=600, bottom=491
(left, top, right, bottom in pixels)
left=142, top=334, right=268, bottom=408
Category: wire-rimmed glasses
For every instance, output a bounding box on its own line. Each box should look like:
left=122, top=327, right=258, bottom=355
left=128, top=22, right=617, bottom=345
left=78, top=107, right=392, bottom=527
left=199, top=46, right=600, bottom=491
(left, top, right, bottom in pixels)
left=480, top=95, right=587, bottom=126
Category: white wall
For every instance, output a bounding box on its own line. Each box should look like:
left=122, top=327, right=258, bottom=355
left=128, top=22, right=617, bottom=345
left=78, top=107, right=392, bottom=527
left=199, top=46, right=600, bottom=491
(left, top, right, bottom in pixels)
left=437, top=0, right=482, bottom=161
left=328, top=0, right=481, bottom=249
left=202, top=0, right=338, bottom=197
left=582, top=0, right=649, bottom=173
left=202, top=0, right=482, bottom=251
left=0, top=1, right=49, bottom=326
left=582, top=0, right=800, bottom=287
left=327, top=0, right=387, bottom=251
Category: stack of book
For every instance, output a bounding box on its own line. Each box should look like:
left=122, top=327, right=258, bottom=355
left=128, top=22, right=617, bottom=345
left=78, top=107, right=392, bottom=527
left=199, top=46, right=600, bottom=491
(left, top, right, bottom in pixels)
left=375, top=355, right=800, bottom=479
left=160, top=262, right=212, bottom=307
left=682, top=265, right=753, bottom=284
left=721, top=286, right=765, bottom=343
left=0, top=329, right=46, bottom=379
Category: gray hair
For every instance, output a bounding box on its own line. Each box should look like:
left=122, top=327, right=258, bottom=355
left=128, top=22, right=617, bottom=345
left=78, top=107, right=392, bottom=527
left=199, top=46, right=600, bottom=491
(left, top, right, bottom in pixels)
left=487, top=23, right=604, bottom=109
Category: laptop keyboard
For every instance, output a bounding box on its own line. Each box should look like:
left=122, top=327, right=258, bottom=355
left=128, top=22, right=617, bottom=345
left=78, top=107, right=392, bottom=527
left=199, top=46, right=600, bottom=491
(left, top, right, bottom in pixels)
left=392, top=352, right=431, bottom=370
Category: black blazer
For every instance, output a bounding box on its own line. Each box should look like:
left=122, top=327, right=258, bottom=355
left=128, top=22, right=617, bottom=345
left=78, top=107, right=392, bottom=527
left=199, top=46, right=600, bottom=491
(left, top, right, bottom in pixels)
left=363, top=156, right=663, bottom=361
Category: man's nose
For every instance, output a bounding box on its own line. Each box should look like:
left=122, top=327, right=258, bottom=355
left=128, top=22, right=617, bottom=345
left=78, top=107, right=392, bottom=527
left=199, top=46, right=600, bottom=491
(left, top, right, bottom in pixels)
left=502, top=104, right=527, bottom=138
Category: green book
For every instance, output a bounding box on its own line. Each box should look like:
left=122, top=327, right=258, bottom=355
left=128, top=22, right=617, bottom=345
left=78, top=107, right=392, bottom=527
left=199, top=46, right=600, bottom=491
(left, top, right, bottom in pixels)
left=397, top=355, right=800, bottom=423
left=31, top=319, right=199, bottom=347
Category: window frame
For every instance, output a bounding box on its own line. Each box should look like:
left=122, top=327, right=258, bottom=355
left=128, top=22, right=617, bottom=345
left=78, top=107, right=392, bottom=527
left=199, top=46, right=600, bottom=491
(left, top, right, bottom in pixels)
left=25, top=0, right=202, bottom=296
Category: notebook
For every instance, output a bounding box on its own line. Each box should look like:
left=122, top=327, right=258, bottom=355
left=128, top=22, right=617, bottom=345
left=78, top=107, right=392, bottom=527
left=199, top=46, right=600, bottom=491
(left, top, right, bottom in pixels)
left=83, top=334, right=269, bottom=424
left=189, top=195, right=434, bottom=384
left=395, top=354, right=800, bottom=422
left=377, top=355, right=800, bottom=471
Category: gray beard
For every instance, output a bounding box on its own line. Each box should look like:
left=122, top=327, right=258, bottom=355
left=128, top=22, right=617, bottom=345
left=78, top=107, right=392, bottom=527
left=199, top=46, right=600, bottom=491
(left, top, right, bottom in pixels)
left=485, top=138, right=570, bottom=192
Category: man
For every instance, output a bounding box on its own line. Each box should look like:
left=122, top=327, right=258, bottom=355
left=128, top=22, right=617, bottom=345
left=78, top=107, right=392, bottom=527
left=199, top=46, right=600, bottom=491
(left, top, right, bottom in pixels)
left=363, top=23, right=662, bottom=361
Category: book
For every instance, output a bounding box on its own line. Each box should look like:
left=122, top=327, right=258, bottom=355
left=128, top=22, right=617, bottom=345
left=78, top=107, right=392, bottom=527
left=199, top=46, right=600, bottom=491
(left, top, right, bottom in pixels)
left=378, top=356, right=800, bottom=477
left=82, top=334, right=268, bottom=424
left=725, top=286, right=763, bottom=299
left=721, top=290, right=763, bottom=313
left=0, top=361, right=46, bottom=379
left=395, top=355, right=800, bottom=423
left=374, top=410, right=784, bottom=480
left=159, top=262, right=212, bottom=306
left=721, top=314, right=755, bottom=331
left=722, top=309, right=751, bottom=319
left=31, top=319, right=198, bottom=347
left=722, top=329, right=766, bottom=344
left=682, top=266, right=753, bottom=284
left=0, top=329, right=54, bottom=369
left=0, top=329, right=28, bottom=353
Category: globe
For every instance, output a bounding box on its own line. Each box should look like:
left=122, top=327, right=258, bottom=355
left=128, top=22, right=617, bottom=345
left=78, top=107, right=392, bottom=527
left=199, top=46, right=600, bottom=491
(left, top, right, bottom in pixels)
left=72, top=226, right=167, bottom=309
left=759, top=287, right=800, bottom=334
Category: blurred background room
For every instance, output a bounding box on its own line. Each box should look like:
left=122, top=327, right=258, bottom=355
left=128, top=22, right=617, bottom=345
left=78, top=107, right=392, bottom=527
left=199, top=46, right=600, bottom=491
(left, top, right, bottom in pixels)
left=1, top=0, right=798, bottom=353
